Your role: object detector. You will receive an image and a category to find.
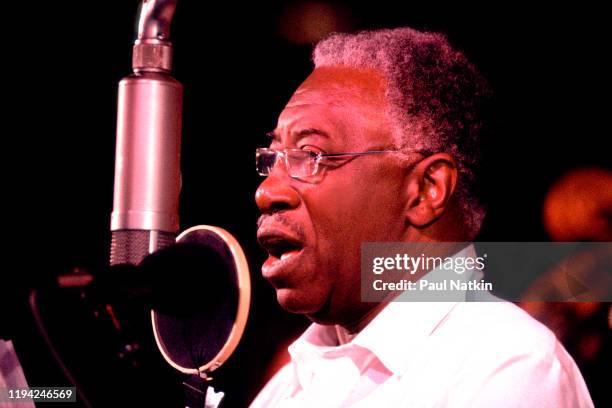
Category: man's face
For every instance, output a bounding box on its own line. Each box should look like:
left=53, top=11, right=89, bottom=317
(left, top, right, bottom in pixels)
left=256, top=66, right=408, bottom=325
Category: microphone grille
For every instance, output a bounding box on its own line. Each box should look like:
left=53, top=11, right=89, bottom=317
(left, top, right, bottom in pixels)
left=110, top=230, right=175, bottom=265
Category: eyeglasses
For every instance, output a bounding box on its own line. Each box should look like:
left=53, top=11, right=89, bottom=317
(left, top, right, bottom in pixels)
left=255, top=147, right=401, bottom=179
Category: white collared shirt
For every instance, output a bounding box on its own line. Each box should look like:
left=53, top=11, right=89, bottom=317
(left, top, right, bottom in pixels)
left=250, top=299, right=593, bottom=407
left=251, top=243, right=593, bottom=408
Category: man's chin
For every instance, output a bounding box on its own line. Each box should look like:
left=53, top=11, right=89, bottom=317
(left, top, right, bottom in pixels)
left=275, top=288, right=324, bottom=315
left=275, top=288, right=339, bottom=324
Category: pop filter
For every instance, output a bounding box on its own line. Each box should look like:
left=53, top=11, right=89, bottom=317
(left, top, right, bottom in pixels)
left=145, top=226, right=250, bottom=378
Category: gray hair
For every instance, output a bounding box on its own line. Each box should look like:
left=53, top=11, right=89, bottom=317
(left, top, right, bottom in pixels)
left=313, top=27, right=490, bottom=239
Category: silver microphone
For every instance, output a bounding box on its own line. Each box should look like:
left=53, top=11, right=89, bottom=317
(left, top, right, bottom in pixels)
left=110, top=0, right=182, bottom=265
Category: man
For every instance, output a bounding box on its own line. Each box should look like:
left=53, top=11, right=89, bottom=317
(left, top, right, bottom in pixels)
left=251, top=27, right=593, bottom=407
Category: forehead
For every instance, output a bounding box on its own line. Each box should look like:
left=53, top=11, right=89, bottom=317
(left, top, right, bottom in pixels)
left=273, top=66, right=392, bottom=148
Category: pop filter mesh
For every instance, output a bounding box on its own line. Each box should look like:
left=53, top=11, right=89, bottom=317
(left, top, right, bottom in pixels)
left=141, top=230, right=239, bottom=370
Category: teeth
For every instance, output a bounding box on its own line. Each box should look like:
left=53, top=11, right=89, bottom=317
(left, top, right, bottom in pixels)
left=280, top=250, right=297, bottom=261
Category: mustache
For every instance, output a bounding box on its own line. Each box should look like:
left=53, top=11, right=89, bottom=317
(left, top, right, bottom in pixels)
left=257, top=214, right=307, bottom=242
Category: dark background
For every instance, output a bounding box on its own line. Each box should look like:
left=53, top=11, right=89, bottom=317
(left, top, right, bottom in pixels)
left=4, top=1, right=610, bottom=407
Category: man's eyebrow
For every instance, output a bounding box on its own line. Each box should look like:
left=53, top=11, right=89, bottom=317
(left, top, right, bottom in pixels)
left=266, top=128, right=330, bottom=142
left=294, top=128, right=330, bottom=139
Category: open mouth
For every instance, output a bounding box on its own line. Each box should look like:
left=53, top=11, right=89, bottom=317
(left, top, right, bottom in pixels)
left=257, top=231, right=305, bottom=281
left=259, top=235, right=303, bottom=260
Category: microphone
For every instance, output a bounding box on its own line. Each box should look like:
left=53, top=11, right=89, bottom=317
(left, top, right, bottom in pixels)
left=110, top=0, right=182, bottom=265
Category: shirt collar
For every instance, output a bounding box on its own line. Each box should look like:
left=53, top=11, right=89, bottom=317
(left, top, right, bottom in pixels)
left=289, top=244, right=478, bottom=375
left=352, top=299, right=458, bottom=373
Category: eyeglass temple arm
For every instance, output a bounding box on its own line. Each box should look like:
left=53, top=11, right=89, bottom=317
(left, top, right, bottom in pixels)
left=320, top=150, right=396, bottom=158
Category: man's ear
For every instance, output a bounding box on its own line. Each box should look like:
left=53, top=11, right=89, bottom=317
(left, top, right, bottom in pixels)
left=405, top=153, right=458, bottom=227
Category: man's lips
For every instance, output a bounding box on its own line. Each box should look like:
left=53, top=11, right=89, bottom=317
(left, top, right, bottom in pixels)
left=257, top=227, right=305, bottom=283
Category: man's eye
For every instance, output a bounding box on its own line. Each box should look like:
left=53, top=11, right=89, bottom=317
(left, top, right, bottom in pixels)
left=299, top=145, right=325, bottom=154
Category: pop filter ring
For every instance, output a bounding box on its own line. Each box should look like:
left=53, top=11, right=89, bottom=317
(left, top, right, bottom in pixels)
left=151, top=225, right=251, bottom=378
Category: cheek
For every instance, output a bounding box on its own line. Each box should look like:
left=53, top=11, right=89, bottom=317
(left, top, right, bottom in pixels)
left=301, top=171, right=405, bottom=280
left=310, top=171, right=404, bottom=240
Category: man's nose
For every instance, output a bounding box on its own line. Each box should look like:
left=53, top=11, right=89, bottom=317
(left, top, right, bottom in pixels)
left=255, top=173, right=301, bottom=214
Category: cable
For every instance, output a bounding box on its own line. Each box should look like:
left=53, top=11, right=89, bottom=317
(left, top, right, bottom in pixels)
left=28, top=289, right=94, bottom=408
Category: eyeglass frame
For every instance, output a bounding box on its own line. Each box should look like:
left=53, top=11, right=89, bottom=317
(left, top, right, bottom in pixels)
left=255, top=147, right=429, bottom=180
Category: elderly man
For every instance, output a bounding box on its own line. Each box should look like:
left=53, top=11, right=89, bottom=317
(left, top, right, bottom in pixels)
left=251, top=28, right=593, bottom=407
